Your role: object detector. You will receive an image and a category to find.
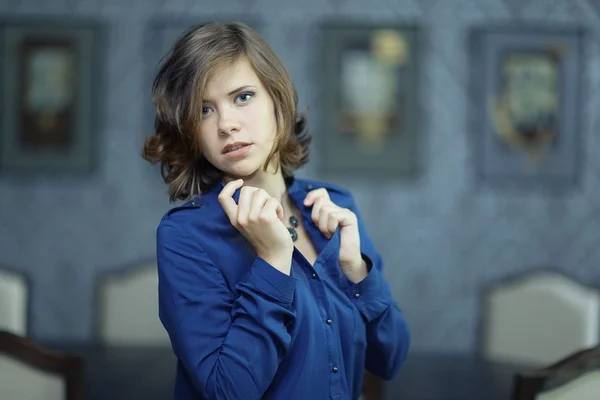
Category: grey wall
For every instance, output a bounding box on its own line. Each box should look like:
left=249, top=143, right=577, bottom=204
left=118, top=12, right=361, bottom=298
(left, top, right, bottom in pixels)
left=1, top=0, right=599, bottom=353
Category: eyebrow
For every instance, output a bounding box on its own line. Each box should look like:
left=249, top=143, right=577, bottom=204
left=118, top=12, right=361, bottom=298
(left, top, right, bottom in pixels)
left=227, top=85, right=255, bottom=96
left=203, top=85, right=256, bottom=104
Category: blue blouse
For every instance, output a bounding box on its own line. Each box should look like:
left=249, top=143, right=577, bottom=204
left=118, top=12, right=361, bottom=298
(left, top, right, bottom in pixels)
left=156, top=176, right=410, bottom=400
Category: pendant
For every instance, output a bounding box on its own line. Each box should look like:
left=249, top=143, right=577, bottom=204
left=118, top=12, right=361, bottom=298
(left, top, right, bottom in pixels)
left=288, top=227, right=298, bottom=242
left=288, top=215, right=299, bottom=242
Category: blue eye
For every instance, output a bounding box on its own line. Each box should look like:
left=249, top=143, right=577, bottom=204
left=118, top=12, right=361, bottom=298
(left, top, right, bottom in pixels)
left=236, top=92, right=254, bottom=103
left=201, top=106, right=212, bottom=116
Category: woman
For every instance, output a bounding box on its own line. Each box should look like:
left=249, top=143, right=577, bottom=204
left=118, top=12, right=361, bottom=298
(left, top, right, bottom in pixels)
left=143, top=21, right=410, bottom=400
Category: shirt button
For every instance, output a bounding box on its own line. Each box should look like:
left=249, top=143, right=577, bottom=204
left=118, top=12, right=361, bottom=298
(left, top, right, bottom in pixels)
left=326, top=318, right=333, bottom=325
left=308, top=184, right=313, bottom=189
left=312, top=273, right=317, bottom=279
left=332, top=366, right=338, bottom=373
left=354, top=293, right=361, bottom=298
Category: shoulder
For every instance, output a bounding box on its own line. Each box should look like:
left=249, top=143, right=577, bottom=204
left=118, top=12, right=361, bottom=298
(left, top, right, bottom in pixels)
left=157, top=193, right=231, bottom=245
left=157, top=200, right=199, bottom=236
left=155, top=204, right=196, bottom=250
left=162, top=198, right=200, bottom=222
left=155, top=195, right=254, bottom=288
left=161, top=189, right=223, bottom=221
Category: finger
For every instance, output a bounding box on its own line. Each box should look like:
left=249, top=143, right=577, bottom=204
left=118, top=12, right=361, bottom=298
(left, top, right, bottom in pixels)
left=218, top=179, right=244, bottom=223
left=260, top=197, right=284, bottom=222
left=327, top=211, right=339, bottom=236
left=236, top=186, right=256, bottom=226
left=318, top=205, right=336, bottom=236
left=304, top=188, right=329, bottom=206
left=275, top=202, right=284, bottom=221
left=337, top=209, right=357, bottom=227
left=311, top=196, right=328, bottom=224
left=249, top=189, right=270, bottom=222
left=304, top=188, right=328, bottom=206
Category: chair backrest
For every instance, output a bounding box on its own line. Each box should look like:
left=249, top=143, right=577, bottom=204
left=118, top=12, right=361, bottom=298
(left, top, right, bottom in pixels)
left=361, top=369, right=384, bottom=400
left=0, top=330, right=84, bottom=400
left=0, top=268, right=28, bottom=336
left=513, top=345, right=600, bottom=400
left=98, top=262, right=170, bottom=346
left=483, top=271, right=600, bottom=366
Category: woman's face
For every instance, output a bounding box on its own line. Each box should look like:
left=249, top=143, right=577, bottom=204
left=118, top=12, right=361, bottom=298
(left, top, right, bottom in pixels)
left=197, top=57, right=278, bottom=181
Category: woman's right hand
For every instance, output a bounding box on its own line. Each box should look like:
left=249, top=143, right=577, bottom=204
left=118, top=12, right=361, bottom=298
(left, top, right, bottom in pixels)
left=218, top=179, right=294, bottom=275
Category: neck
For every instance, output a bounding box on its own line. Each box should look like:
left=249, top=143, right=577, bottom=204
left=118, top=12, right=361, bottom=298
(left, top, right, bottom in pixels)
left=224, top=167, right=292, bottom=210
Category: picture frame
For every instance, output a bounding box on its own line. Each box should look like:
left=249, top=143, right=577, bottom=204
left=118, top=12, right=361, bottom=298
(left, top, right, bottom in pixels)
left=469, top=25, right=586, bottom=191
left=318, top=22, right=420, bottom=178
left=0, top=18, right=104, bottom=175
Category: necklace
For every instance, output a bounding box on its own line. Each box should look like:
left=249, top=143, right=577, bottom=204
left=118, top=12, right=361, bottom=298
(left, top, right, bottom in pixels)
left=287, top=215, right=299, bottom=242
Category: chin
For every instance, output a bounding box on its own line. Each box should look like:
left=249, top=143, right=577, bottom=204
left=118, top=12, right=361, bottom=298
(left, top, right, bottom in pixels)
left=221, top=163, right=262, bottom=180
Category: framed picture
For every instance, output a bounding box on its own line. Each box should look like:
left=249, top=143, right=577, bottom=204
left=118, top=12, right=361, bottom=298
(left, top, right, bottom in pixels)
left=318, top=22, right=420, bottom=177
left=469, top=26, right=586, bottom=191
left=142, top=17, right=261, bottom=182
left=0, top=19, right=104, bottom=175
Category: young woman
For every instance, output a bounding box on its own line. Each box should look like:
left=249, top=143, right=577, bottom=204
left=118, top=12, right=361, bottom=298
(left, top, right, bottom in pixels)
left=143, top=21, right=410, bottom=400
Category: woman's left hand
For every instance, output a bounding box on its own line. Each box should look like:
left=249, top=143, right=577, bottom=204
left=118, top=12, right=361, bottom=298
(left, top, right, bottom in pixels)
left=304, top=188, right=368, bottom=283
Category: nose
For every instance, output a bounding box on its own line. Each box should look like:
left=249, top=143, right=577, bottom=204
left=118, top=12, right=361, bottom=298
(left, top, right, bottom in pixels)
left=217, top=106, right=241, bottom=136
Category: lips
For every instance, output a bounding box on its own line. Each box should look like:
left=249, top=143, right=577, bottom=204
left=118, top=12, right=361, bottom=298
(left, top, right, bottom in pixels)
left=222, top=142, right=252, bottom=154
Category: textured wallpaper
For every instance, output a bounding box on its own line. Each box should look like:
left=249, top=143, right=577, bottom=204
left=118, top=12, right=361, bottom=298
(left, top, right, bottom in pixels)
left=0, top=0, right=599, bottom=353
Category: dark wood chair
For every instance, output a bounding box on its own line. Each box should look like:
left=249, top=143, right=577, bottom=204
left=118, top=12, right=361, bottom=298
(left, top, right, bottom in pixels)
left=512, top=345, right=600, bottom=400
left=361, top=369, right=385, bottom=400
left=0, top=330, right=85, bottom=400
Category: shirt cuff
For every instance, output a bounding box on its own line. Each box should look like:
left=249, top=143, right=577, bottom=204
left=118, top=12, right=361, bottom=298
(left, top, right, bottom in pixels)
left=245, top=256, right=297, bottom=305
left=344, top=254, right=393, bottom=322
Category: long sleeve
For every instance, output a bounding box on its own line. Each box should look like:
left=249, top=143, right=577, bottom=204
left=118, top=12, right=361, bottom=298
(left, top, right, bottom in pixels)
left=342, top=197, right=411, bottom=380
left=156, top=220, right=297, bottom=399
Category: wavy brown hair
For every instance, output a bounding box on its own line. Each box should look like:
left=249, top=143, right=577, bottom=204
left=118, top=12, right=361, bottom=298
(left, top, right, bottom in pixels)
left=142, top=21, right=311, bottom=202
